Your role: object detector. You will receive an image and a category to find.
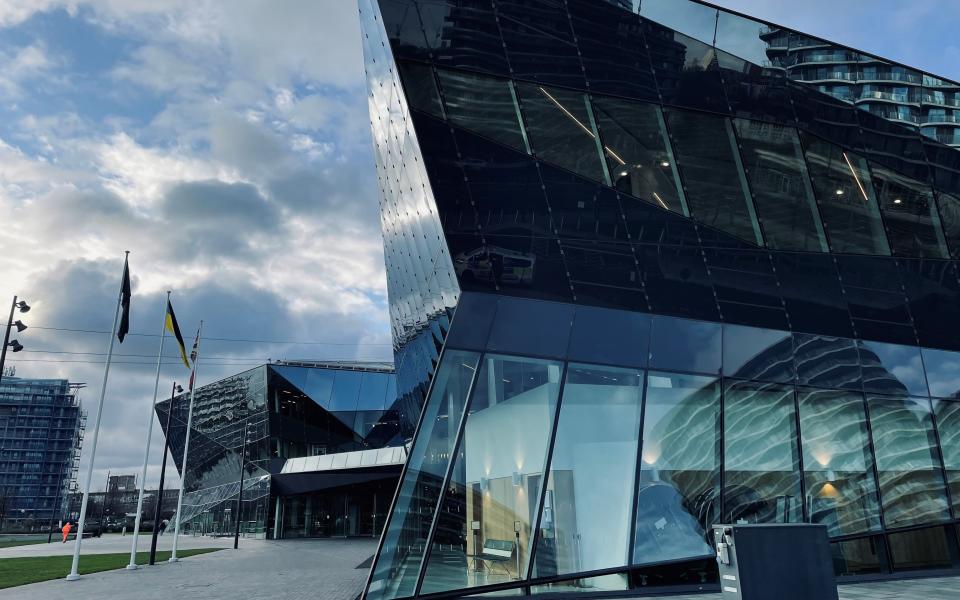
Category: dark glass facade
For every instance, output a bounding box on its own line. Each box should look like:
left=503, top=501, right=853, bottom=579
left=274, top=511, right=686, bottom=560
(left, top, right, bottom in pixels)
left=0, top=377, right=85, bottom=532
left=359, top=0, right=960, bottom=596
left=156, top=362, right=398, bottom=537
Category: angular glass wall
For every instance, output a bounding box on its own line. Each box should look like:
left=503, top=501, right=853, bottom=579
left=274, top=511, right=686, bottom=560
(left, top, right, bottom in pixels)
left=867, top=396, right=950, bottom=528
left=359, top=0, right=460, bottom=442
left=531, top=364, right=643, bottom=578
left=797, top=389, right=882, bottom=536
left=366, top=351, right=480, bottom=600
left=723, top=381, right=802, bottom=524
left=634, top=371, right=719, bottom=565
left=419, top=354, right=563, bottom=594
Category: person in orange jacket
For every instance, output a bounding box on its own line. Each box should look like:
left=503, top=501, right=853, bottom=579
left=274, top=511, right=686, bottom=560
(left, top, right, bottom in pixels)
left=61, top=522, right=72, bottom=543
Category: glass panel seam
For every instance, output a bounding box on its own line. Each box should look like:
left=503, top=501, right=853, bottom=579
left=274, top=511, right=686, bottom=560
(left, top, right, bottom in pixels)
left=655, top=106, right=690, bottom=216
left=508, top=80, right=533, bottom=155
left=724, top=117, right=766, bottom=247
left=584, top=93, right=613, bottom=187
left=525, top=361, right=572, bottom=580
left=413, top=351, right=487, bottom=598
left=792, top=386, right=809, bottom=522
left=627, top=371, right=650, bottom=566
left=927, top=398, right=957, bottom=521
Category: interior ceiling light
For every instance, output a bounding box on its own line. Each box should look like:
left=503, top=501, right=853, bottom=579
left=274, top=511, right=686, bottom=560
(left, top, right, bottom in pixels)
left=894, top=198, right=903, bottom=204
left=836, top=189, right=845, bottom=196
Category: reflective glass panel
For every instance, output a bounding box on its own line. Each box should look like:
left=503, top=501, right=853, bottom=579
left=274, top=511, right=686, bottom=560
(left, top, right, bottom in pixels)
left=486, top=296, right=574, bottom=360
left=723, top=381, right=802, bottom=524
left=733, top=119, right=827, bottom=252
left=416, top=0, right=509, bottom=74
left=858, top=340, right=928, bottom=397
left=831, top=537, right=883, bottom=576
left=517, top=83, right=608, bottom=184
left=798, top=389, right=882, bottom=536
left=888, top=526, right=957, bottom=571
left=329, top=371, right=363, bottom=412
left=870, top=163, right=949, bottom=258
left=643, top=22, right=728, bottom=114
left=634, top=372, right=719, bottom=565
left=420, top=354, right=563, bottom=594
left=495, top=0, right=585, bottom=89
left=649, top=316, right=721, bottom=375
left=530, top=573, right=629, bottom=595
left=568, top=305, right=650, bottom=369
left=398, top=60, right=443, bottom=118
left=302, top=368, right=335, bottom=409
left=714, top=10, right=770, bottom=66
left=923, top=347, right=960, bottom=399
left=592, top=96, right=687, bottom=215
left=936, top=191, right=960, bottom=259
left=722, top=324, right=794, bottom=384
left=358, top=372, right=391, bottom=411
left=566, top=0, right=658, bottom=101
left=866, top=396, right=950, bottom=528
left=665, top=109, right=763, bottom=245
left=801, top=134, right=890, bottom=255
left=436, top=69, right=527, bottom=152
left=365, top=350, right=480, bottom=600
left=934, top=400, right=960, bottom=515
left=638, top=0, right=717, bottom=48
left=532, top=364, right=643, bottom=578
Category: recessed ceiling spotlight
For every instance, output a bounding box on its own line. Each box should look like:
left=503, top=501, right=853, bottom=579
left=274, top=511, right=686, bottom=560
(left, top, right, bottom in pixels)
left=661, top=161, right=670, bottom=167
left=836, top=189, right=845, bottom=196
left=620, top=170, right=629, bottom=177
left=893, top=198, right=903, bottom=204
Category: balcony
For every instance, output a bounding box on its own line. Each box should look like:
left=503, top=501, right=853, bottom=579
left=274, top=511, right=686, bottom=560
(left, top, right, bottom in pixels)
left=923, top=115, right=960, bottom=125
left=856, top=90, right=920, bottom=104
left=857, top=72, right=923, bottom=85
left=922, top=95, right=960, bottom=109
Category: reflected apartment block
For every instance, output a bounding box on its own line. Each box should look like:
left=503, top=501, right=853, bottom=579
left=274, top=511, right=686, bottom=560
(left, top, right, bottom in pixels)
left=0, top=377, right=85, bottom=532
left=358, top=0, right=960, bottom=597
left=156, top=361, right=403, bottom=539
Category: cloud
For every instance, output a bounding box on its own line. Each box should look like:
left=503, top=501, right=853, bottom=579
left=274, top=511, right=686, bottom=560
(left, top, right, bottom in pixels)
left=0, top=0, right=390, bottom=494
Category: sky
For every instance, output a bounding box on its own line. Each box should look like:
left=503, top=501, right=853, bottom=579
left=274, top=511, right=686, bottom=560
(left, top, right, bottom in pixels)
left=0, top=0, right=956, bottom=495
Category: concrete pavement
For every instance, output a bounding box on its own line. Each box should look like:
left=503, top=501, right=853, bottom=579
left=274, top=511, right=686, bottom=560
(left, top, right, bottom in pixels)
left=0, top=537, right=376, bottom=600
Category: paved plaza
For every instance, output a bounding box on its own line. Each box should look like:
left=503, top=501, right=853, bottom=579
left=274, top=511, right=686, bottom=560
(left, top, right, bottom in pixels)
left=0, top=537, right=377, bottom=600
left=2, top=536, right=960, bottom=599
left=652, top=576, right=960, bottom=599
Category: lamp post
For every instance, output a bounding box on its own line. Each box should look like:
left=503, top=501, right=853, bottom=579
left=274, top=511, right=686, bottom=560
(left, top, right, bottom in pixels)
left=233, top=420, right=250, bottom=550
left=149, top=382, right=181, bottom=565
left=0, top=296, right=30, bottom=384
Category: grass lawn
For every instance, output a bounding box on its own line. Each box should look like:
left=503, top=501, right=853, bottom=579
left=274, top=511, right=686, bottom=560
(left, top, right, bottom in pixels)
left=0, top=548, right=222, bottom=589
left=0, top=539, right=48, bottom=549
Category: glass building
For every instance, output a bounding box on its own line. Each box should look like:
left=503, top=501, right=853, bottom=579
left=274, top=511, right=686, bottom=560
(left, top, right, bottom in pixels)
left=0, top=376, right=85, bottom=532
left=156, top=361, right=401, bottom=538
left=358, top=0, right=960, bottom=596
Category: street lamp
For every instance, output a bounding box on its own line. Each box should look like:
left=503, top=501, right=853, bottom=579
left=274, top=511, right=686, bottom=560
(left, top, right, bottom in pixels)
left=0, top=296, right=30, bottom=384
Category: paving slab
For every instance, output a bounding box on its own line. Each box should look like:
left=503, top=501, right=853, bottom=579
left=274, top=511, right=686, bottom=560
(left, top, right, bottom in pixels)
left=657, top=575, right=960, bottom=600
left=0, top=537, right=377, bottom=600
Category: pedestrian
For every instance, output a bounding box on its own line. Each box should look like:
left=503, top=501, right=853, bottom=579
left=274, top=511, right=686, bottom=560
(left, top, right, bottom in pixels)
left=159, top=519, right=168, bottom=536
left=61, top=522, right=72, bottom=543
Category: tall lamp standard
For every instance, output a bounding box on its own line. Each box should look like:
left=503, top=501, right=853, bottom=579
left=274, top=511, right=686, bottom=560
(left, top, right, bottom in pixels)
left=0, top=296, right=30, bottom=383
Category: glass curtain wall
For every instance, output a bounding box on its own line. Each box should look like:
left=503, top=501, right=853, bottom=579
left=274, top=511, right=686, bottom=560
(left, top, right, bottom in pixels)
left=419, top=354, right=564, bottom=594
left=364, top=302, right=960, bottom=597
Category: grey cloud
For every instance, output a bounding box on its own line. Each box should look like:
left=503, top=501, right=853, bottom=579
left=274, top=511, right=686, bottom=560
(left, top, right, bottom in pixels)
left=160, top=179, right=283, bottom=260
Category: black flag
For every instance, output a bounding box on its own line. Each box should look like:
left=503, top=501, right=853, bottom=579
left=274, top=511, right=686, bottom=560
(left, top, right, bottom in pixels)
left=117, top=255, right=131, bottom=343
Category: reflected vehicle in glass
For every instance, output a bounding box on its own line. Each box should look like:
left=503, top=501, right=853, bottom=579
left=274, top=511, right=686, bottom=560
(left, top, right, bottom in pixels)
left=454, top=246, right=536, bottom=285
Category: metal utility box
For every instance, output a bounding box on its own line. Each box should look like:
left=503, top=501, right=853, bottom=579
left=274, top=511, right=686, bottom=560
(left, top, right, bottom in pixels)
left=713, top=523, right=838, bottom=600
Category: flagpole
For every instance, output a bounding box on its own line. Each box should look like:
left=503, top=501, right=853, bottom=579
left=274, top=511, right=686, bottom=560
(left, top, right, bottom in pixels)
left=126, top=291, right=169, bottom=570
left=169, top=320, right=202, bottom=562
left=66, top=251, right=128, bottom=582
